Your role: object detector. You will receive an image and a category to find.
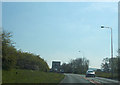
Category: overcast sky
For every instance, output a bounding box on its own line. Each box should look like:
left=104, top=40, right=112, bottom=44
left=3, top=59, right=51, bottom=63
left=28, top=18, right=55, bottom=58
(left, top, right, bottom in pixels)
left=2, top=2, right=118, bottom=68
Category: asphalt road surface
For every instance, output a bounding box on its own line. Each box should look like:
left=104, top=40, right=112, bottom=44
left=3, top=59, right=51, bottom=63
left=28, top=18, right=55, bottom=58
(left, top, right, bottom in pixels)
left=59, top=73, right=120, bottom=85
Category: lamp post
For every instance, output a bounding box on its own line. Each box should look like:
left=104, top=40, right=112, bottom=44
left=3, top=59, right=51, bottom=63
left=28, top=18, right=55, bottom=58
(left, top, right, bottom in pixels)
left=78, top=50, right=85, bottom=58
left=101, top=25, right=113, bottom=78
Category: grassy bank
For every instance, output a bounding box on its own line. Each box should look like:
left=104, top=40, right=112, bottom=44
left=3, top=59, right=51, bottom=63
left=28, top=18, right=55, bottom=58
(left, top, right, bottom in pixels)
left=2, top=69, right=65, bottom=83
left=96, top=71, right=118, bottom=79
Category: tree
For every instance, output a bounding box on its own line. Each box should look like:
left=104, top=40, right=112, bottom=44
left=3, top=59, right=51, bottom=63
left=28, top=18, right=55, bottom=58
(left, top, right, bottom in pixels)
left=101, top=58, right=110, bottom=72
left=61, top=57, right=89, bottom=74
left=0, top=31, right=2, bottom=70
left=101, top=57, right=118, bottom=73
left=118, top=56, right=120, bottom=81
left=2, top=31, right=49, bottom=71
left=2, top=31, right=17, bottom=70
left=16, top=51, right=49, bottom=71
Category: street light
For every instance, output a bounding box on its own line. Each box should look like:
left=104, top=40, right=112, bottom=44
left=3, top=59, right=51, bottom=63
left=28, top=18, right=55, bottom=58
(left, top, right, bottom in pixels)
left=101, top=25, right=114, bottom=78
left=78, top=50, right=85, bottom=58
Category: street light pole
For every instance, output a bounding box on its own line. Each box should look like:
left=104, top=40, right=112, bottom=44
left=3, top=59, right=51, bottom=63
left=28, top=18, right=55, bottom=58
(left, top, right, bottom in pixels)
left=110, top=27, right=114, bottom=79
left=78, top=50, right=85, bottom=58
left=111, top=28, right=113, bottom=59
left=101, top=26, right=113, bottom=79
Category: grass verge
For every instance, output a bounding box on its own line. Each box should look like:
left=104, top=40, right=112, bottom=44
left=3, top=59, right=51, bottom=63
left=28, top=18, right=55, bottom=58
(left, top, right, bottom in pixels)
left=96, top=71, right=118, bottom=79
left=2, top=69, right=65, bottom=83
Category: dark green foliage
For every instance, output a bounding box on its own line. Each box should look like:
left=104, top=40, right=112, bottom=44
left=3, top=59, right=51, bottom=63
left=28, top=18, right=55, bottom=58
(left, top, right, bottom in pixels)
left=118, top=57, right=120, bottom=81
left=2, top=31, right=49, bottom=71
left=16, top=51, right=49, bottom=71
left=101, top=57, right=118, bottom=73
left=101, top=58, right=110, bottom=73
left=61, top=58, right=89, bottom=74
left=2, top=31, right=17, bottom=70
left=101, top=57, right=119, bottom=80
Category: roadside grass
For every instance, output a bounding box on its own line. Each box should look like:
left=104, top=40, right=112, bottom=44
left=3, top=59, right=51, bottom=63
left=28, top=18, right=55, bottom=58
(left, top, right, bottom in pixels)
left=2, top=69, right=65, bottom=83
left=96, top=71, right=118, bottom=79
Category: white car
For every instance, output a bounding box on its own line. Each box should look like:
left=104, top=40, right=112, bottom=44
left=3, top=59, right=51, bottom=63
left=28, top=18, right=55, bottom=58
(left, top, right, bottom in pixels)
left=86, top=70, right=95, bottom=77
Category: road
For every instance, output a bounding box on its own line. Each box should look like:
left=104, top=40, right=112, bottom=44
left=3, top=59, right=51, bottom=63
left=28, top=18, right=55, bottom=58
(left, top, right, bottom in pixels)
left=59, top=73, right=120, bottom=85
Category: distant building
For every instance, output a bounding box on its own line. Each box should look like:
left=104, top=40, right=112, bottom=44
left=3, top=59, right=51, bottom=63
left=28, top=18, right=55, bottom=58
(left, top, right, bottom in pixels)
left=52, top=61, right=61, bottom=72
